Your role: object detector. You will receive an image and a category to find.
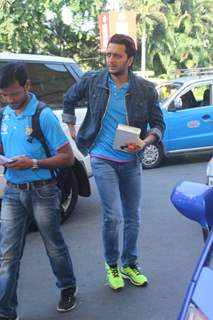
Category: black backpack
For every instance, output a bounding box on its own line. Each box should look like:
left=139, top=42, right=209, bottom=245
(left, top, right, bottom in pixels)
left=0, top=102, right=73, bottom=202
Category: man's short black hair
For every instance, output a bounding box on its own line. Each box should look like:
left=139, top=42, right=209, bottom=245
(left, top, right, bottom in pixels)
left=0, top=62, right=28, bottom=89
left=108, top=34, right=137, bottom=58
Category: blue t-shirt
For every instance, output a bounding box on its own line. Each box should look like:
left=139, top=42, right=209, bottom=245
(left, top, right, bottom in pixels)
left=0, top=94, right=69, bottom=183
left=90, top=77, right=136, bottom=162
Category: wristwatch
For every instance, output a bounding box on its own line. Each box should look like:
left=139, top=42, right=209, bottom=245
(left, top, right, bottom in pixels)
left=32, top=159, right=39, bottom=171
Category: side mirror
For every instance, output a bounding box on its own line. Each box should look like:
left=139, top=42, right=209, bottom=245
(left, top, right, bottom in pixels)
left=171, top=181, right=213, bottom=229
left=168, top=101, right=176, bottom=112
left=174, top=97, right=183, bottom=109
left=168, top=98, right=182, bottom=111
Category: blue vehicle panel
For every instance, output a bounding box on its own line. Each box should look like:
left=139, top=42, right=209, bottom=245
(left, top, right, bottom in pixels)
left=171, top=180, right=213, bottom=320
left=162, top=104, right=213, bottom=153
left=192, top=267, right=213, bottom=320
left=142, top=75, right=213, bottom=168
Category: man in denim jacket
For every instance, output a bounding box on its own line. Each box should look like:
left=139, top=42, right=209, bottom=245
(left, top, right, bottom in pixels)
left=63, top=34, right=165, bottom=290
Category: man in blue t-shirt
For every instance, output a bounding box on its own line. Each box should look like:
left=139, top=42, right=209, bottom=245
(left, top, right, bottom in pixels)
left=63, top=34, right=165, bottom=291
left=0, top=63, right=77, bottom=320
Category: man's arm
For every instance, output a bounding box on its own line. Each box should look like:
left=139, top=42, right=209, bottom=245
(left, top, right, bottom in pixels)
left=6, top=107, right=75, bottom=170
left=67, top=123, right=76, bottom=139
left=6, top=143, right=74, bottom=170
left=62, top=76, right=89, bottom=139
left=147, top=87, right=166, bottom=142
left=37, top=143, right=74, bottom=168
left=62, top=74, right=89, bottom=125
left=0, top=144, right=3, bottom=155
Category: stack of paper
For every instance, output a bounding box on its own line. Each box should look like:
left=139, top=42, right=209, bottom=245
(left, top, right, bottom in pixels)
left=113, top=124, right=142, bottom=151
left=0, top=155, right=16, bottom=165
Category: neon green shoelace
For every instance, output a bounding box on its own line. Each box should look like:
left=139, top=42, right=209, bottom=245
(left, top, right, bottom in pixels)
left=110, top=266, right=119, bottom=278
left=132, top=267, right=141, bottom=275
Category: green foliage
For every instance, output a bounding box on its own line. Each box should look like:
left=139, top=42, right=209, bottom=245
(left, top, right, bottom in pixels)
left=0, top=0, right=213, bottom=74
left=120, top=0, right=213, bottom=76
left=0, top=0, right=107, bottom=69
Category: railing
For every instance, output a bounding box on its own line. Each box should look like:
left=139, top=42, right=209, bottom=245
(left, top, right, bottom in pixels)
left=169, top=67, right=213, bottom=77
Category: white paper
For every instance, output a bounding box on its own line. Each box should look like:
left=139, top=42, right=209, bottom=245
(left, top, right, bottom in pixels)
left=113, top=124, right=141, bottom=151
left=0, top=155, right=16, bottom=165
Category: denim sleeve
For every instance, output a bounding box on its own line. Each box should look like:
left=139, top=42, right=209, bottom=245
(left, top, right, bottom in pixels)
left=62, top=74, right=89, bottom=125
left=148, top=88, right=166, bottom=141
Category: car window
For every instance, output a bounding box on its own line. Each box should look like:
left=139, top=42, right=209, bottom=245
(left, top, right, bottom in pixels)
left=179, top=84, right=211, bottom=110
left=157, top=82, right=182, bottom=103
left=0, top=61, right=84, bottom=109
left=27, top=63, right=76, bottom=110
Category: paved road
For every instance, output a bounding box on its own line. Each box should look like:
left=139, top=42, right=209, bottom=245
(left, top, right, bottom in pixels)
left=18, top=154, right=211, bottom=320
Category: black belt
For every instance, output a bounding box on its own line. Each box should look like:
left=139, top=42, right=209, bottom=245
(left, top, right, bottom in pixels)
left=7, top=179, right=56, bottom=190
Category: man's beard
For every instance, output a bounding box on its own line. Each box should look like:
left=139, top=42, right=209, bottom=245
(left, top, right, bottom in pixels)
left=10, top=95, right=29, bottom=110
left=109, top=67, right=126, bottom=77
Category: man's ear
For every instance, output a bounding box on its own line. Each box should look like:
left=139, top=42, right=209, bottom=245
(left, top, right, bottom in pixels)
left=127, top=56, right=134, bottom=67
left=24, top=80, right=31, bottom=91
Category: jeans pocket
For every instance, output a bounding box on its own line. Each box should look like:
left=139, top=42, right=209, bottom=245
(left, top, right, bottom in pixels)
left=34, top=184, right=59, bottom=199
left=90, top=156, right=105, bottom=171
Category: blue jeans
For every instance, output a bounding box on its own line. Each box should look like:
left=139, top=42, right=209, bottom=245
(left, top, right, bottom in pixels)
left=0, top=183, right=76, bottom=318
left=91, top=157, right=142, bottom=267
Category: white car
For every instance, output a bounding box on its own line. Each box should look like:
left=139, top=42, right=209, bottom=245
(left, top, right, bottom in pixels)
left=0, top=53, right=92, bottom=223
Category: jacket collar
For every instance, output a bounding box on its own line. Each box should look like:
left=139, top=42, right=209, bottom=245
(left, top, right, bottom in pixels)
left=96, top=68, right=141, bottom=94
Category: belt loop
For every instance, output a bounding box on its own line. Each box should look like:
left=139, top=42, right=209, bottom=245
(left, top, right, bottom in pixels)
left=26, top=182, right=30, bottom=190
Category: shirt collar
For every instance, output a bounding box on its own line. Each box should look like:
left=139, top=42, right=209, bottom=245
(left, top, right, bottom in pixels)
left=108, top=77, right=129, bottom=90
left=5, top=93, right=38, bottom=117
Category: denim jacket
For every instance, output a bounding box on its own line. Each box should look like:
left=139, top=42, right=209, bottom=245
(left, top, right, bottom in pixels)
left=62, top=68, right=165, bottom=156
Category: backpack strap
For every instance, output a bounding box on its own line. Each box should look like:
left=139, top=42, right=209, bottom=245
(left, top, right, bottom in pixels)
left=0, top=107, right=5, bottom=133
left=28, top=101, right=51, bottom=157
left=28, top=101, right=56, bottom=178
left=0, top=107, right=7, bottom=173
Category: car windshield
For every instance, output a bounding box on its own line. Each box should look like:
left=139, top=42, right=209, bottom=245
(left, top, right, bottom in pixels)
left=0, top=61, right=81, bottom=110
left=157, top=81, right=182, bottom=103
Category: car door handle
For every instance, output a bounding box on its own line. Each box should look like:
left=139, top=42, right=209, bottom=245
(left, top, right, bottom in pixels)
left=202, top=114, right=210, bottom=120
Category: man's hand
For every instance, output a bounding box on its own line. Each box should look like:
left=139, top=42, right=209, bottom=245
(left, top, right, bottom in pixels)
left=120, top=139, right=147, bottom=153
left=126, top=134, right=159, bottom=153
left=67, top=123, right=76, bottom=139
left=5, top=155, right=33, bottom=170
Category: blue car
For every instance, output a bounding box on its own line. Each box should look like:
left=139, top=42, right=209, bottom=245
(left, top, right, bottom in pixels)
left=171, top=180, right=213, bottom=320
left=142, top=73, right=213, bottom=168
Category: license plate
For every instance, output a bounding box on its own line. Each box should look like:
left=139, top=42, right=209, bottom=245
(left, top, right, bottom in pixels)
left=208, top=176, right=213, bottom=187
left=186, top=304, right=208, bottom=320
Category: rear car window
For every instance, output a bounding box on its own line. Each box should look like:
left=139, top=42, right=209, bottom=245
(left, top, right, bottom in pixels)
left=0, top=61, right=83, bottom=109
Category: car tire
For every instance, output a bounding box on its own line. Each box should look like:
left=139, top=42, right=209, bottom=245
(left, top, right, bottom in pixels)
left=60, top=171, right=79, bottom=224
left=142, top=143, right=163, bottom=169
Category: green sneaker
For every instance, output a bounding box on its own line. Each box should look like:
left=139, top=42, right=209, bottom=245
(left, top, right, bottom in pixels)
left=105, top=263, right=125, bottom=290
left=120, top=265, right=148, bottom=286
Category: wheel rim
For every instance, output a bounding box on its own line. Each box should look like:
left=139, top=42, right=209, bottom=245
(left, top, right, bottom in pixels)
left=61, top=192, right=72, bottom=212
left=61, top=189, right=73, bottom=223
left=143, top=144, right=160, bottom=167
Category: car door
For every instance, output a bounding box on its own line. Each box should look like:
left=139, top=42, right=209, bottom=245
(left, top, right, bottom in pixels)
left=165, top=82, right=213, bottom=151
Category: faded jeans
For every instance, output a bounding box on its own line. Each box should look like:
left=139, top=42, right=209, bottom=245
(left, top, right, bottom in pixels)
left=91, top=157, right=142, bottom=267
left=0, top=183, right=76, bottom=318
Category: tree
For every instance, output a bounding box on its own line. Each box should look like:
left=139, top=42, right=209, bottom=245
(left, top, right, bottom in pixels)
left=1, top=0, right=213, bottom=74
left=0, top=0, right=107, bottom=69
left=0, top=0, right=50, bottom=53
left=120, top=0, right=167, bottom=74
left=120, top=0, right=213, bottom=76
left=163, top=0, right=213, bottom=72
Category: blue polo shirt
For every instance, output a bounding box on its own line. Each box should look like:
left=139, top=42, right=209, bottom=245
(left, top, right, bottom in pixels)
left=0, top=94, right=69, bottom=183
left=90, top=77, right=136, bottom=162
